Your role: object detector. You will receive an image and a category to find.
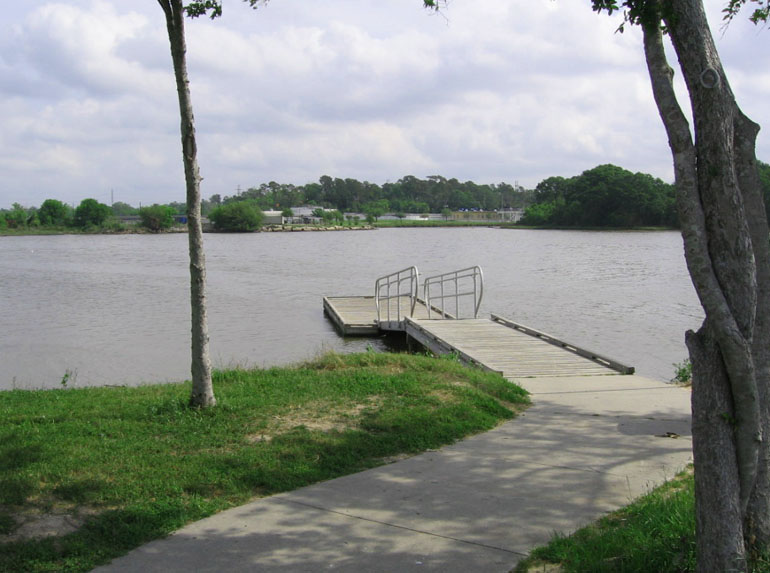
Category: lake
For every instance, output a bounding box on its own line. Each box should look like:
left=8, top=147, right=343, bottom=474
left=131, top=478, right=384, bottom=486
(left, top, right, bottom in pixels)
left=0, top=228, right=703, bottom=390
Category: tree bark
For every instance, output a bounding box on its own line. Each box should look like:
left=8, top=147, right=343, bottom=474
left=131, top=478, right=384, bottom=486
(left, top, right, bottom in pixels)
left=689, top=325, right=747, bottom=570
left=735, top=107, right=770, bottom=555
left=159, top=0, right=216, bottom=408
left=640, top=0, right=769, bottom=569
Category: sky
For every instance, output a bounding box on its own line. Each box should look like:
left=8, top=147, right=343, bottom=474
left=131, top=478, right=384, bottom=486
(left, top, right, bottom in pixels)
left=1, top=0, right=768, bottom=210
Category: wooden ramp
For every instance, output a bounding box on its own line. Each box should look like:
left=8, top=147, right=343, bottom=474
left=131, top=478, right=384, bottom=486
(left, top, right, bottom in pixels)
left=405, top=316, right=630, bottom=379
left=323, top=296, right=632, bottom=378
left=324, top=265, right=633, bottom=379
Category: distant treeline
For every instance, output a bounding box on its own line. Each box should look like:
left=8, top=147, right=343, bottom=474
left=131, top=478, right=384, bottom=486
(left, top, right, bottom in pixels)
left=521, top=164, right=678, bottom=228
left=213, top=174, right=531, bottom=215
left=5, top=162, right=770, bottom=231
left=522, top=161, right=770, bottom=228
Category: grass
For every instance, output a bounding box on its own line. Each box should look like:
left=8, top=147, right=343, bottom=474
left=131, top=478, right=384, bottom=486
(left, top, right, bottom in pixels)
left=0, top=351, right=528, bottom=573
left=514, top=468, right=697, bottom=572
left=514, top=472, right=770, bottom=573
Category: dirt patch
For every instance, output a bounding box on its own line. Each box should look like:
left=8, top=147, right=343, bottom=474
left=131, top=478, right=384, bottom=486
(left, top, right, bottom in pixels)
left=246, top=399, right=382, bottom=444
left=0, top=505, right=99, bottom=542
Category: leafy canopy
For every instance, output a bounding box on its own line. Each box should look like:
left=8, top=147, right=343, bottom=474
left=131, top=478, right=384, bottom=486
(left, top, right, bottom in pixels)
left=209, top=200, right=263, bottom=232
left=183, top=0, right=265, bottom=19
left=139, top=204, right=177, bottom=231
left=723, top=0, right=770, bottom=23
left=590, top=0, right=769, bottom=26
left=74, top=198, right=111, bottom=228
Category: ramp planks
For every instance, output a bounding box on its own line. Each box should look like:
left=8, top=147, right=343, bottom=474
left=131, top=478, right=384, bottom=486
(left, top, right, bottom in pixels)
left=323, top=295, right=632, bottom=378
left=405, top=318, right=624, bottom=379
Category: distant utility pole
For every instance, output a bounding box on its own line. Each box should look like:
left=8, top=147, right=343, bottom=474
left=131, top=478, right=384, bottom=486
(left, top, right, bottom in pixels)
left=111, top=188, right=114, bottom=206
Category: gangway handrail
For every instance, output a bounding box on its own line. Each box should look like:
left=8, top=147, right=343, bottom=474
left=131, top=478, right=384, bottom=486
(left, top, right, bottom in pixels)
left=374, top=266, right=420, bottom=327
left=423, top=266, right=484, bottom=319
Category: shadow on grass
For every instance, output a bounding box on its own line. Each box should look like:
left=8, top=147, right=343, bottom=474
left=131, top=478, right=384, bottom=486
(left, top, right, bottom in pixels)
left=53, top=479, right=107, bottom=505
left=0, top=504, right=200, bottom=573
left=87, top=399, right=692, bottom=572
left=0, top=435, right=44, bottom=505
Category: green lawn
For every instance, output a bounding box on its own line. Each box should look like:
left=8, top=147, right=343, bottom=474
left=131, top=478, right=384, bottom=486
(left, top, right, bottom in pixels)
left=0, top=352, right=528, bottom=572
left=514, top=468, right=696, bottom=572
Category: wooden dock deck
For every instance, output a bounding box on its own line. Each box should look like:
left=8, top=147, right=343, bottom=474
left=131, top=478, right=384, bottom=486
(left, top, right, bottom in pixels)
left=405, top=316, right=629, bottom=379
left=323, top=295, right=632, bottom=378
left=323, top=296, right=448, bottom=335
left=323, top=296, right=380, bottom=335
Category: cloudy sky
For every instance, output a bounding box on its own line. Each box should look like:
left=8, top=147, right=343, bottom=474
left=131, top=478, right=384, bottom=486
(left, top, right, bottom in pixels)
left=1, top=0, right=768, bottom=210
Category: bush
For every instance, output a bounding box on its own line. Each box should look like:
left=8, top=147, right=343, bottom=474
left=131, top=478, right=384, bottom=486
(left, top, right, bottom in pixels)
left=139, top=204, right=176, bottom=232
left=4, top=204, right=30, bottom=229
left=38, top=199, right=71, bottom=227
left=74, top=198, right=112, bottom=228
left=671, top=359, right=692, bottom=385
left=208, top=201, right=263, bottom=232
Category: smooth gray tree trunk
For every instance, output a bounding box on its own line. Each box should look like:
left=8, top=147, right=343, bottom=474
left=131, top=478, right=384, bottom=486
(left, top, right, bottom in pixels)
left=640, top=0, right=769, bottom=569
left=159, top=0, right=216, bottom=408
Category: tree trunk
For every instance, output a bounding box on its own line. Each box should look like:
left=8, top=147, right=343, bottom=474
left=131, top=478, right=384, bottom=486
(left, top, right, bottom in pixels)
left=735, top=107, right=770, bottom=556
left=689, top=324, right=746, bottom=569
left=640, top=0, right=769, bottom=569
left=159, top=0, right=216, bottom=408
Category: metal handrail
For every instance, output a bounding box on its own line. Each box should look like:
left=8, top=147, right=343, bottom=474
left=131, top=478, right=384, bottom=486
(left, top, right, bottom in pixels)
left=423, top=266, right=484, bottom=319
left=374, top=266, right=420, bottom=326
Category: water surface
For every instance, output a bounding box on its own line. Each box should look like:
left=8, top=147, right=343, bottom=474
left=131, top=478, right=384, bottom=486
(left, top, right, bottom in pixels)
left=0, top=228, right=702, bottom=390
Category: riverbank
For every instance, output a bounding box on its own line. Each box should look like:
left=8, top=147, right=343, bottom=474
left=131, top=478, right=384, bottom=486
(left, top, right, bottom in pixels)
left=260, top=224, right=374, bottom=232
left=0, top=224, right=376, bottom=236
left=1, top=222, right=683, bottom=237
left=0, top=352, right=528, bottom=572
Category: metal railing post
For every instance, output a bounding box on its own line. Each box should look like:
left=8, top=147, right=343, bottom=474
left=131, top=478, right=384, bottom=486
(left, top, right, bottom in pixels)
left=374, top=266, right=420, bottom=328
left=422, top=266, right=483, bottom=320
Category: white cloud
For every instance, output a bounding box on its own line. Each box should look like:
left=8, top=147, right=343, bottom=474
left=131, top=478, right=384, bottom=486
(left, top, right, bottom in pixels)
left=0, top=0, right=768, bottom=208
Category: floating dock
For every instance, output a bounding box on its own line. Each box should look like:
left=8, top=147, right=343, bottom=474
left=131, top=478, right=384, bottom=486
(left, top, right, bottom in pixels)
left=323, top=295, right=450, bottom=336
left=324, top=266, right=633, bottom=378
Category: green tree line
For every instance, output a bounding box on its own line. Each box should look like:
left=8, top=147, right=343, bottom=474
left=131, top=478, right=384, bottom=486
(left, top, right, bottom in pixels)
left=520, top=164, right=678, bottom=227
left=6, top=162, right=769, bottom=232
left=214, top=174, right=532, bottom=215
left=520, top=162, right=770, bottom=228
left=0, top=198, right=181, bottom=233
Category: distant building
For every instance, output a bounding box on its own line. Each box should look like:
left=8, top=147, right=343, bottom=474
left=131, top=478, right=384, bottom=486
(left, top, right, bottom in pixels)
left=262, top=210, right=285, bottom=225
left=451, top=209, right=524, bottom=222
left=499, top=209, right=524, bottom=223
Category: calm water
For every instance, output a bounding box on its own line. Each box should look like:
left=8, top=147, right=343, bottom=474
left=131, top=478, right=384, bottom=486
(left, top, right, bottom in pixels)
left=1, top=228, right=702, bottom=390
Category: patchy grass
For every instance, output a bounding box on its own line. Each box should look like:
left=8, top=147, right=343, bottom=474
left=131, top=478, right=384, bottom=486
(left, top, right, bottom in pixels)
left=0, top=352, right=527, bottom=572
left=514, top=468, right=697, bottom=573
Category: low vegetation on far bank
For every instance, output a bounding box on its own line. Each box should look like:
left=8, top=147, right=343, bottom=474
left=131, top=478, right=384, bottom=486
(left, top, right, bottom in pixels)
left=6, top=160, right=770, bottom=234
left=0, top=352, right=528, bottom=573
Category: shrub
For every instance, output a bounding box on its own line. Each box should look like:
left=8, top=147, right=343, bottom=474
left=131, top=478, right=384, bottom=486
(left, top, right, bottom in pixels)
left=139, top=204, right=176, bottom=232
left=38, top=199, right=72, bottom=226
left=74, top=198, right=112, bottom=228
left=4, top=204, right=30, bottom=228
left=208, top=201, right=263, bottom=232
left=671, top=359, right=692, bottom=385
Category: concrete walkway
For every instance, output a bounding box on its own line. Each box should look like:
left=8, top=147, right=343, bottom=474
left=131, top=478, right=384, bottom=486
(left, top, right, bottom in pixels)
left=93, top=375, right=692, bottom=572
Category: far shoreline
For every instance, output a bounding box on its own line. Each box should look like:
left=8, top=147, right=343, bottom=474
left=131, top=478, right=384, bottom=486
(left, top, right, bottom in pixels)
left=0, top=222, right=679, bottom=237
